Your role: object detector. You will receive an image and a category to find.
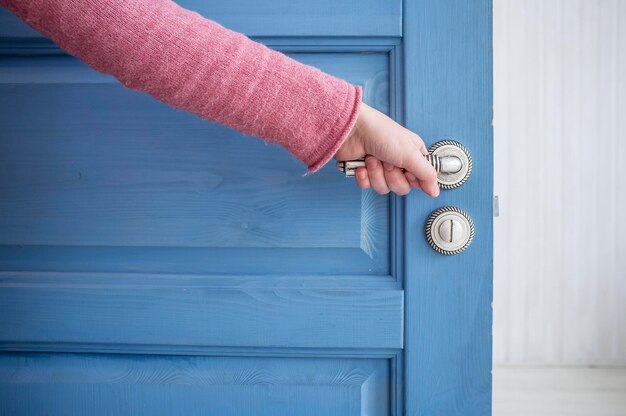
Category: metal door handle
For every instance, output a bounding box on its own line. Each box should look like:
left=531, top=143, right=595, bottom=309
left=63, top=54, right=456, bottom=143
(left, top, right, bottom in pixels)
left=336, top=140, right=472, bottom=190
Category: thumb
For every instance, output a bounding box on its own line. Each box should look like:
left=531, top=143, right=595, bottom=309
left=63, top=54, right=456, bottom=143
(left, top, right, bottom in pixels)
left=403, top=150, right=439, bottom=197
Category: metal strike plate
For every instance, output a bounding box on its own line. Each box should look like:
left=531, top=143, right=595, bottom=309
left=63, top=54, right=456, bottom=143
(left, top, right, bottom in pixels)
left=336, top=140, right=472, bottom=190
left=425, top=206, right=474, bottom=255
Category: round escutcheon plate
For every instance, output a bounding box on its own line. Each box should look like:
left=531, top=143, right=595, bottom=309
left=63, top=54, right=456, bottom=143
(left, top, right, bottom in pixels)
left=428, top=140, right=473, bottom=190
left=425, top=206, right=474, bottom=255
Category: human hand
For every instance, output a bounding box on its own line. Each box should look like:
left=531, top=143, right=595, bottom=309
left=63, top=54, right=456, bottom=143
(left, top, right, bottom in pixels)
left=334, top=103, right=440, bottom=197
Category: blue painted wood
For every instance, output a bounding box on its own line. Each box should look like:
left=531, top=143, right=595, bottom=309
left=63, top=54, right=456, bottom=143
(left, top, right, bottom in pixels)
left=0, top=353, right=390, bottom=416
left=0, top=246, right=389, bottom=276
left=402, top=0, right=493, bottom=414
left=0, top=0, right=401, bottom=38
left=0, top=270, right=399, bottom=291
left=0, top=53, right=390, bottom=276
left=0, top=37, right=401, bottom=57
left=0, top=1, right=493, bottom=414
left=0, top=286, right=403, bottom=349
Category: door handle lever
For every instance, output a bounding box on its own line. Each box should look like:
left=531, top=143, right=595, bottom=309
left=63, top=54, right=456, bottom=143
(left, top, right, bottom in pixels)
left=337, top=154, right=461, bottom=176
left=336, top=140, right=472, bottom=190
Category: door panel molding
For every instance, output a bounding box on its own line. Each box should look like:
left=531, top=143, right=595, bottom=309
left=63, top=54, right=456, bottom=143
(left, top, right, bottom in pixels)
left=0, top=50, right=394, bottom=276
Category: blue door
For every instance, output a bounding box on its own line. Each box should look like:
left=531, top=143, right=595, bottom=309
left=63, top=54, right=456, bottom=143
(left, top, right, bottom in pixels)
left=0, top=1, right=492, bottom=414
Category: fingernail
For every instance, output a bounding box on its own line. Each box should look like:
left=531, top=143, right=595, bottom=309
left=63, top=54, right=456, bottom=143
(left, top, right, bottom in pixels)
left=366, top=157, right=378, bottom=169
left=384, top=162, right=394, bottom=172
left=358, top=170, right=367, bottom=180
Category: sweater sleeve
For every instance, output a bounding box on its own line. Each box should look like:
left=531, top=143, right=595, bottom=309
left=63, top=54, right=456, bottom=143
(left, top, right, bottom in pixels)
left=0, top=0, right=362, bottom=172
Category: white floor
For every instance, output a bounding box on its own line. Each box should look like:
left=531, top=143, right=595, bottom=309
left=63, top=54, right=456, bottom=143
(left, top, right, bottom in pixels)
left=493, top=367, right=626, bottom=416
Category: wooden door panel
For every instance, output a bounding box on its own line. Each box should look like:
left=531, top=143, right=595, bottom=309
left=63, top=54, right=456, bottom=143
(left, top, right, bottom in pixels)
left=0, top=0, right=402, bottom=38
left=0, top=53, right=391, bottom=276
left=0, top=353, right=390, bottom=416
left=0, top=46, right=403, bottom=414
left=0, top=285, right=403, bottom=349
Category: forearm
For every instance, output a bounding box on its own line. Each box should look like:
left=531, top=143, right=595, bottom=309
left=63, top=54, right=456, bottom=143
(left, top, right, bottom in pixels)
left=1, top=0, right=361, bottom=171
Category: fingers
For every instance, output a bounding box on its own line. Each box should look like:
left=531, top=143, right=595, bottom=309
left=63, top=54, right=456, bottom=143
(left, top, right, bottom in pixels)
left=355, top=167, right=370, bottom=189
left=360, top=157, right=411, bottom=196
left=354, top=156, right=436, bottom=197
left=404, top=172, right=421, bottom=189
left=419, top=177, right=439, bottom=197
left=392, top=128, right=439, bottom=197
left=365, top=156, right=390, bottom=194
left=382, top=162, right=410, bottom=195
left=343, top=103, right=439, bottom=198
left=403, top=150, right=440, bottom=197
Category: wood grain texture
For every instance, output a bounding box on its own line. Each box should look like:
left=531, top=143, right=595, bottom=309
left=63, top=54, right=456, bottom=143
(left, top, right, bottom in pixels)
left=0, top=1, right=495, bottom=413
left=0, top=36, right=404, bottom=414
left=0, top=285, right=403, bottom=349
left=402, top=0, right=493, bottom=414
left=0, top=52, right=390, bottom=276
left=0, top=0, right=402, bottom=38
left=493, top=0, right=626, bottom=366
left=0, top=353, right=390, bottom=416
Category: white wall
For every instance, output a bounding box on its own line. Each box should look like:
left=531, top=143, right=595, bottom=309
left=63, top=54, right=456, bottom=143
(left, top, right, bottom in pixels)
left=493, top=0, right=626, bottom=366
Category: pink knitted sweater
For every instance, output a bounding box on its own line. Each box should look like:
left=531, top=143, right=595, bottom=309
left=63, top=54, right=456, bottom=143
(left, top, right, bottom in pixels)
left=1, top=0, right=362, bottom=172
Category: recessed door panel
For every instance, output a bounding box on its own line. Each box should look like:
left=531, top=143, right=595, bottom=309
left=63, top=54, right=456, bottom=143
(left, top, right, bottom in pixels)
left=0, top=53, right=391, bottom=276
left=0, top=353, right=390, bottom=416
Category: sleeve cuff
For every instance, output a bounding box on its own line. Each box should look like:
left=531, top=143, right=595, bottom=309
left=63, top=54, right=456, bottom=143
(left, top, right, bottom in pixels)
left=304, top=85, right=363, bottom=174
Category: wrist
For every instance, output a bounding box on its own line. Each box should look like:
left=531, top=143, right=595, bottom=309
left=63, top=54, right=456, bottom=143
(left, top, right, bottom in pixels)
left=334, top=103, right=368, bottom=161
